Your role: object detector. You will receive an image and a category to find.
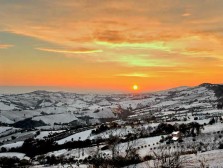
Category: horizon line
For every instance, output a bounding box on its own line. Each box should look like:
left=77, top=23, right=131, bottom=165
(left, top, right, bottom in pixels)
left=0, top=84, right=210, bottom=95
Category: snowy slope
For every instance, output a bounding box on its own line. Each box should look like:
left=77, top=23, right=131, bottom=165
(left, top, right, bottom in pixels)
left=0, top=83, right=221, bottom=127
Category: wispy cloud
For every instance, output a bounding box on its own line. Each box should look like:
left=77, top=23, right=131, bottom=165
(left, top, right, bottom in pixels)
left=182, top=13, right=191, bottom=17
left=115, top=73, right=151, bottom=78
left=36, top=47, right=103, bottom=54
left=0, top=44, right=13, bottom=49
left=95, top=41, right=172, bottom=52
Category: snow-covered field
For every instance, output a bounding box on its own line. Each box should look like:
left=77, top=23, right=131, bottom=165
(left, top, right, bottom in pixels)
left=0, top=126, right=12, bottom=134
left=129, top=149, right=223, bottom=168
left=0, top=141, right=24, bottom=150
left=33, top=113, right=79, bottom=125
left=0, top=152, right=29, bottom=160
left=35, top=130, right=64, bottom=139
left=57, top=129, right=92, bottom=144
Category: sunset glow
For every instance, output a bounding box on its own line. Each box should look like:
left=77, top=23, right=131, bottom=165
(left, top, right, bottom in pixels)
left=0, top=0, right=223, bottom=93
left=133, top=85, right=139, bottom=91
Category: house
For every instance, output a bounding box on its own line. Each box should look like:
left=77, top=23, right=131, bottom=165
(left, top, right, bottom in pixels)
left=172, top=131, right=181, bottom=141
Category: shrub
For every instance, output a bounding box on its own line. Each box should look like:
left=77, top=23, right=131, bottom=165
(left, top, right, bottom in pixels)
left=11, top=136, right=16, bottom=140
left=219, top=143, right=223, bottom=149
left=143, top=155, right=153, bottom=161
left=209, top=118, right=215, bottom=125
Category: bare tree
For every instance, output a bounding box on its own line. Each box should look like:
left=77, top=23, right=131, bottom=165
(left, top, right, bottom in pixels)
left=151, top=145, right=193, bottom=168
left=198, top=157, right=209, bottom=168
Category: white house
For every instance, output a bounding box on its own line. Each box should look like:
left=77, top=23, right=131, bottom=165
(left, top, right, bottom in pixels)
left=172, top=131, right=181, bottom=141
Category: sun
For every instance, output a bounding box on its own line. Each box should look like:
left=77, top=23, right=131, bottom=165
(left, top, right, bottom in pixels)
left=133, top=84, right=139, bottom=91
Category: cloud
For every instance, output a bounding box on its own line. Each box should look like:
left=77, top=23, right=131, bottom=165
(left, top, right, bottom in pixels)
left=115, top=73, right=151, bottom=78
left=182, top=13, right=191, bottom=17
left=94, top=30, right=126, bottom=43
left=36, top=47, right=103, bottom=54
left=185, top=47, right=213, bottom=53
left=97, top=54, right=180, bottom=67
left=0, top=44, right=13, bottom=49
left=95, top=41, right=172, bottom=52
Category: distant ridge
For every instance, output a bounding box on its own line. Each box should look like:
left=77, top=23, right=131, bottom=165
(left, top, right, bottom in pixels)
left=198, top=83, right=223, bottom=87
left=198, top=83, right=223, bottom=102
left=1, top=83, right=223, bottom=95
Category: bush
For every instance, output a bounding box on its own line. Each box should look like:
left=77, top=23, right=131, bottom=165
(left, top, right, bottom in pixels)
left=159, top=139, right=164, bottom=143
left=178, top=139, right=183, bottom=143
left=0, top=157, right=31, bottom=167
left=209, top=118, right=215, bottom=125
left=11, top=136, right=16, bottom=140
left=219, top=143, right=223, bottom=149
left=143, top=155, right=153, bottom=161
left=1, top=147, right=7, bottom=152
left=94, top=109, right=100, bottom=113
left=36, top=131, right=40, bottom=136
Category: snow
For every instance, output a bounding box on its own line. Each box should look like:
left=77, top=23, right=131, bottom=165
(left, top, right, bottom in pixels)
left=202, top=123, right=223, bottom=133
left=0, top=152, right=28, bottom=160
left=181, top=102, right=211, bottom=109
left=0, top=141, right=24, bottom=149
left=98, top=100, right=111, bottom=106
left=0, top=102, right=17, bottom=110
left=139, top=135, right=163, bottom=147
left=44, top=145, right=99, bottom=161
left=88, top=107, right=116, bottom=118
left=36, top=106, right=66, bottom=114
left=164, top=119, right=210, bottom=125
left=114, top=135, right=164, bottom=157
left=33, top=113, right=78, bottom=125
left=47, top=149, right=68, bottom=157
left=152, top=100, right=178, bottom=107
left=186, top=149, right=223, bottom=167
left=32, top=164, right=89, bottom=168
left=82, top=94, right=95, bottom=102
left=128, top=149, right=223, bottom=168
left=91, top=126, right=133, bottom=139
left=201, top=109, right=223, bottom=114
left=0, top=115, right=14, bottom=124
left=70, top=100, right=88, bottom=108
left=35, top=130, right=64, bottom=139
left=39, top=100, right=53, bottom=107
left=119, top=98, right=155, bottom=109
left=1, top=110, right=41, bottom=123
left=56, top=129, right=92, bottom=145
left=0, top=126, right=12, bottom=134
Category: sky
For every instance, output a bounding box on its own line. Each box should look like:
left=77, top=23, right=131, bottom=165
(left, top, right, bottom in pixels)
left=0, top=0, right=223, bottom=93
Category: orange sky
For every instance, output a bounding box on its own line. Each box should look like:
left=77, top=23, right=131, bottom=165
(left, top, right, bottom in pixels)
left=0, top=0, right=223, bottom=93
